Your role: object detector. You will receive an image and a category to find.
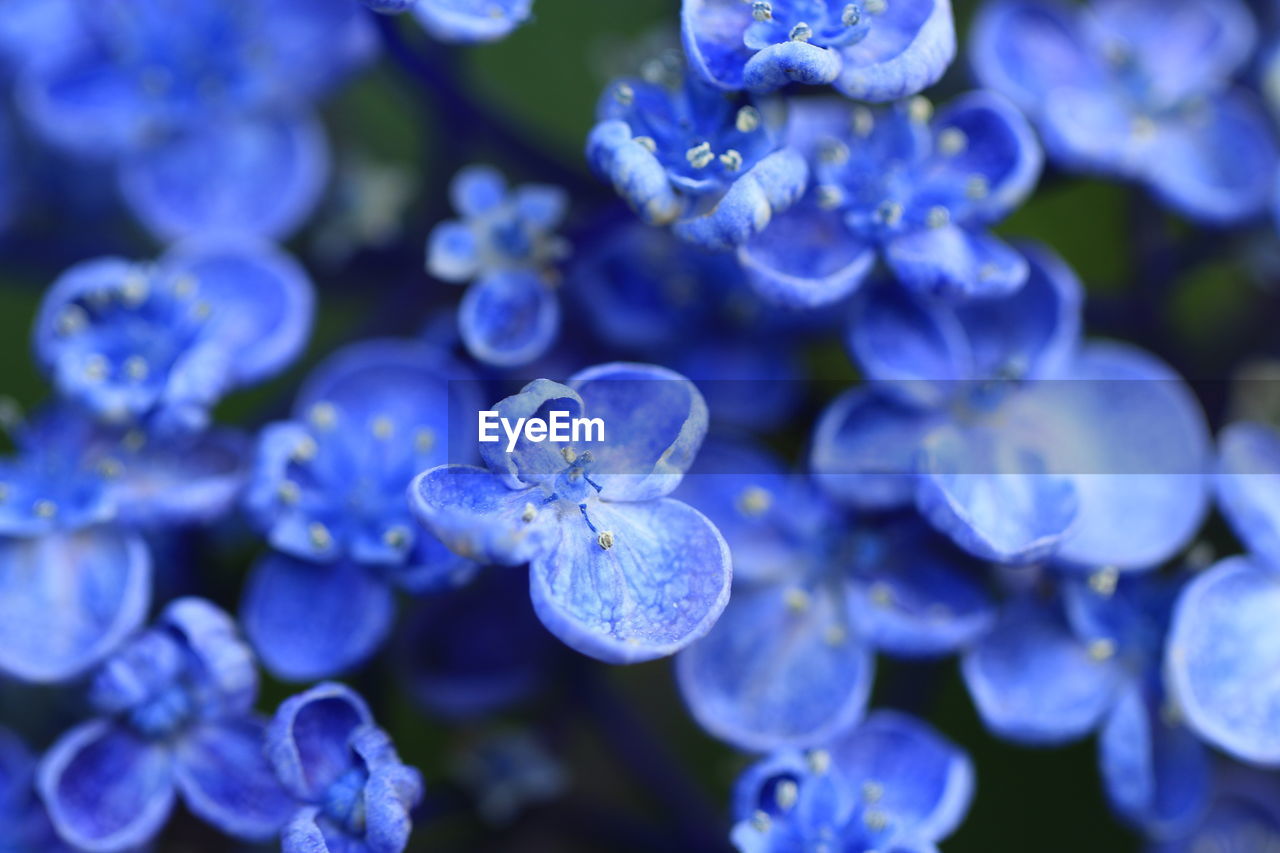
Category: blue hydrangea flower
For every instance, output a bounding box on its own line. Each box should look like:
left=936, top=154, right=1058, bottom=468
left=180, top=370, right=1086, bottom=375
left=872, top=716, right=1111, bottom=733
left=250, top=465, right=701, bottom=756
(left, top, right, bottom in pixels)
left=242, top=339, right=480, bottom=681
left=682, top=0, right=954, bottom=98
left=971, top=0, right=1278, bottom=223
left=15, top=0, right=374, bottom=239
left=587, top=71, right=808, bottom=251
left=740, top=92, right=1042, bottom=306
left=1164, top=421, right=1280, bottom=766
left=730, top=711, right=973, bottom=852
left=964, top=569, right=1211, bottom=838
left=409, top=363, right=733, bottom=664
left=811, top=243, right=1211, bottom=568
left=0, top=728, right=70, bottom=851
left=427, top=165, right=568, bottom=367
left=266, top=682, right=423, bottom=853
left=0, top=403, right=250, bottom=684
left=35, top=238, right=314, bottom=434
left=364, top=0, right=533, bottom=43
left=37, top=598, right=294, bottom=852
left=674, top=439, right=991, bottom=751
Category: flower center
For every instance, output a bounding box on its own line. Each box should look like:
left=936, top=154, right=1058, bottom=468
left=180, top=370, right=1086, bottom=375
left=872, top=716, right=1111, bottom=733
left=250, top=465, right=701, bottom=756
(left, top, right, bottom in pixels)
left=743, top=0, right=878, bottom=51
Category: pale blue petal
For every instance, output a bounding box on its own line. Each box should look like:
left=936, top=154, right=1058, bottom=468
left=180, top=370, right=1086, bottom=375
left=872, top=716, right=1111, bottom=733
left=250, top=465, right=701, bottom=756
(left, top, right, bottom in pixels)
left=413, top=0, right=533, bottom=43
left=743, top=42, right=842, bottom=91
left=738, top=199, right=875, bottom=309
left=458, top=270, right=560, bottom=367
left=680, top=0, right=755, bottom=90
left=426, top=220, right=481, bottom=283
left=408, top=466, right=556, bottom=565
left=672, top=149, right=808, bottom=251
left=586, top=120, right=681, bottom=226
left=477, top=380, right=584, bottom=490
left=969, top=0, right=1102, bottom=113
left=884, top=225, right=1029, bottom=299
left=835, top=0, right=955, bottom=101
left=449, top=164, right=507, bottom=217
left=1216, top=421, right=1280, bottom=570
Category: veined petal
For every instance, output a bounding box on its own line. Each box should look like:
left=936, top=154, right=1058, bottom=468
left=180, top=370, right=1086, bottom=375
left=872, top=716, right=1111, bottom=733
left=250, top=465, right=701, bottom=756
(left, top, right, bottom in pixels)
left=529, top=497, right=731, bottom=664
left=676, top=583, right=874, bottom=751
left=174, top=718, right=294, bottom=841
left=458, top=270, right=560, bottom=368
left=569, top=362, right=708, bottom=501
left=408, top=466, right=555, bottom=565
left=884, top=225, right=1029, bottom=299
left=846, top=281, right=972, bottom=386
left=0, top=528, right=149, bottom=683
left=38, top=720, right=175, bottom=852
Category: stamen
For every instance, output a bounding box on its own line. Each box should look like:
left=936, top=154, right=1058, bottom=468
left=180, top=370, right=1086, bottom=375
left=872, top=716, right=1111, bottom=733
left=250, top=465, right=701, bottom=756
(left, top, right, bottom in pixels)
left=876, top=201, right=904, bottom=227
left=815, top=185, right=844, bottom=210
left=121, top=273, right=149, bottom=306
left=123, top=355, right=149, bottom=382
left=292, top=436, right=319, bottom=463
left=383, top=526, right=410, bottom=549
left=84, top=354, right=109, bottom=382
left=819, top=139, right=850, bottom=165
left=0, top=483, right=7, bottom=503
left=806, top=749, right=830, bottom=775
left=775, top=779, right=799, bottom=811
left=752, top=1, right=772, bottom=22
left=863, top=809, right=890, bottom=831
left=751, top=811, right=771, bottom=832
left=56, top=305, right=88, bottom=336
left=784, top=587, right=810, bottom=612
left=33, top=500, right=57, bottom=519
left=98, top=457, right=124, bottom=479
left=371, top=416, right=394, bottom=440
left=869, top=581, right=893, bottom=607
left=561, top=446, right=577, bottom=464
left=907, top=95, right=932, bottom=123
left=414, top=428, right=436, bottom=453
left=278, top=480, right=301, bottom=504
left=614, top=83, right=634, bottom=106
left=735, top=485, right=773, bottom=517
left=926, top=206, right=950, bottom=229
left=1131, top=115, right=1156, bottom=140
left=633, top=135, right=657, bottom=153
left=686, top=141, right=714, bottom=169
left=937, top=127, right=967, bottom=156
left=1089, top=566, right=1119, bottom=597
left=862, top=780, right=884, bottom=803
left=842, top=3, right=861, bottom=26
left=736, top=106, right=762, bottom=133
left=823, top=624, right=847, bottom=646
left=521, top=502, right=537, bottom=523
left=172, top=274, right=198, bottom=298
left=123, top=430, right=146, bottom=452
left=865, top=0, right=887, bottom=13
left=719, top=149, right=744, bottom=171
left=598, top=530, right=615, bottom=550
left=1088, top=638, right=1116, bottom=661
left=965, top=175, right=990, bottom=199
left=308, top=521, right=332, bottom=550
left=789, top=22, right=813, bottom=42
left=852, top=106, right=875, bottom=137
left=309, top=402, right=338, bottom=430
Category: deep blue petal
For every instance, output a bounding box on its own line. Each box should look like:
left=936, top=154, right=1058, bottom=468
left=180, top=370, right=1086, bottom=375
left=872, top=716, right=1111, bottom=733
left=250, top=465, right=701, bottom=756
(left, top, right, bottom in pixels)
left=1165, top=556, right=1280, bottom=764
left=118, top=112, right=329, bottom=241
left=242, top=555, right=394, bottom=682
left=676, top=583, right=874, bottom=751
left=37, top=720, right=175, bottom=852
left=458, top=270, right=560, bottom=367
left=173, top=718, right=295, bottom=841
left=108, top=427, right=248, bottom=527
left=835, top=0, right=955, bottom=101
left=846, top=281, right=971, bottom=387
left=0, top=528, right=149, bottom=683
left=961, top=599, right=1122, bottom=744
left=738, top=199, right=875, bottom=309
left=680, top=0, right=755, bottom=90
left=529, top=497, right=731, bottom=664
left=266, top=681, right=372, bottom=802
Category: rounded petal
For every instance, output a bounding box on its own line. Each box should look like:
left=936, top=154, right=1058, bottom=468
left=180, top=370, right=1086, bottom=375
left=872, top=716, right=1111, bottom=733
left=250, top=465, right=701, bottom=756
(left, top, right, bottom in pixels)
left=884, top=225, right=1029, bottom=299
left=569, top=362, right=709, bottom=501
left=413, top=0, right=532, bottom=42
left=0, top=528, right=149, bottom=683
left=931, top=90, right=1044, bottom=223
left=16, top=53, right=155, bottom=157
left=118, top=113, right=329, bottom=242
left=743, top=42, right=842, bottom=91
left=961, top=600, right=1122, bottom=744
left=174, top=719, right=294, bottom=841
left=676, top=584, right=874, bottom=751
left=107, top=428, right=249, bottom=527
left=846, top=281, right=972, bottom=387
left=1009, top=342, right=1211, bottom=569
left=968, top=0, right=1101, bottom=112
left=1144, top=92, right=1279, bottom=225
left=242, top=555, right=394, bottom=682
left=449, top=163, right=507, bottom=217
left=830, top=711, right=975, bottom=843
left=529, top=497, right=732, bottom=664
left=458, top=270, right=560, bottom=367
left=1166, top=557, right=1280, bottom=764
left=38, top=720, right=175, bottom=852
left=835, top=0, right=956, bottom=102
left=672, top=149, right=809, bottom=251
left=408, top=466, right=555, bottom=565
left=738, top=199, right=875, bottom=309
left=477, top=379, right=584, bottom=489
left=266, top=682, right=372, bottom=802
left=680, top=0, right=755, bottom=90
left=159, top=237, right=315, bottom=386
left=427, top=220, right=481, bottom=283
left=586, top=120, right=681, bottom=226
left=1099, top=683, right=1211, bottom=839
left=1216, top=421, right=1280, bottom=570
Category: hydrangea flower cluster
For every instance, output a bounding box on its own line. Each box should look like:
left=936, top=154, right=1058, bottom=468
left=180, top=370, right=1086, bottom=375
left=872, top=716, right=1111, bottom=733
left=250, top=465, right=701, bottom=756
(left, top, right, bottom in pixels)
left=0, top=0, right=1278, bottom=851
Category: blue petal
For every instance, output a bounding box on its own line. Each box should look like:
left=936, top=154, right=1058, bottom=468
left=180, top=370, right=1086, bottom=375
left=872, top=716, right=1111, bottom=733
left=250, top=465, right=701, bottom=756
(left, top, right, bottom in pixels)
left=173, top=718, right=295, bottom=841
left=1148, top=767, right=1280, bottom=853
left=160, top=237, right=315, bottom=387
left=830, top=711, right=975, bottom=843
left=529, top=497, right=731, bottom=664
left=835, top=0, right=956, bottom=101
left=1144, top=92, right=1279, bottom=225
left=586, top=120, right=682, bottom=226
left=1216, top=421, right=1280, bottom=570
left=1098, top=682, right=1211, bottom=839
left=951, top=242, right=1082, bottom=381
left=961, top=600, right=1123, bottom=744
left=1089, top=0, right=1256, bottom=107
left=848, top=521, right=995, bottom=657
left=427, top=220, right=481, bottom=283
left=0, top=528, right=149, bottom=683
left=449, top=163, right=507, bottom=217
left=676, top=583, right=874, bottom=751
left=107, top=428, right=249, bottom=527
left=242, top=555, right=394, bottom=681
left=738, top=199, right=875, bottom=309
left=672, top=149, right=809, bottom=251
left=118, top=113, right=329, bottom=242
left=37, top=720, right=175, bottom=852
left=16, top=51, right=155, bottom=157
left=810, top=387, right=941, bottom=510
left=969, top=0, right=1101, bottom=113
left=458, top=270, right=560, bottom=367
left=569, top=362, right=709, bottom=501
left=408, top=466, right=556, bottom=565
left=680, top=0, right=755, bottom=90
left=1165, top=557, right=1280, bottom=764
left=846, top=281, right=971, bottom=387
left=1038, top=83, right=1144, bottom=176
left=161, top=596, right=259, bottom=717
left=514, top=184, right=569, bottom=229
left=1009, top=342, right=1211, bottom=569
left=917, top=423, right=1079, bottom=563
left=413, top=0, right=533, bottom=43
left=266, top=682, right=372, bottom=802
left=743, top=42, right=842, bottom=91
left=884, top=225, right=1029, bottom=299
left=477, top=379, right=584, bottom=489
left=930, top=91, right=1043, bottom=224
left=364, top=0, right=417, bottom=11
